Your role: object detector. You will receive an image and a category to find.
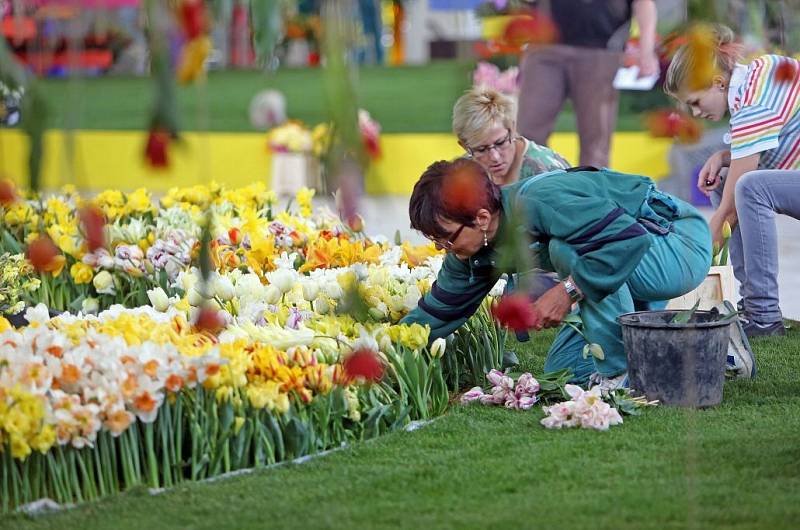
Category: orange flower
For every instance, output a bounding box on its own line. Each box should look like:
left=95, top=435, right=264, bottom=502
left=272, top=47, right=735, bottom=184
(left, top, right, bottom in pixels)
left=0, top=178, right=17, bottom=206
left=685, top=25, right=717, bottom=91
left=26, top=236, right=63, bottom=274
left=134, top=391, right=158, bottom=413
left=165, top=373, right=184, bottom=393
left=60, top=364, right=81, bottom=385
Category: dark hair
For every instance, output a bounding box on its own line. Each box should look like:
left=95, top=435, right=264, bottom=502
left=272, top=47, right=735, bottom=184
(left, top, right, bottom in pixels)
left=409, top=158, right=502, bottom=239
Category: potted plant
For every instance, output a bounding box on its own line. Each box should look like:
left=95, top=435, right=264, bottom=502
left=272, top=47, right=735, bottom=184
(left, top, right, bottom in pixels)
left=267, top=121, right=317, bottom=196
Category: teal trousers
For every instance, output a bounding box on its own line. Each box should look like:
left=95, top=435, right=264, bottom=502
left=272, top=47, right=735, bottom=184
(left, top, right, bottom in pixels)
left=543, top=197, right=712, bottom=381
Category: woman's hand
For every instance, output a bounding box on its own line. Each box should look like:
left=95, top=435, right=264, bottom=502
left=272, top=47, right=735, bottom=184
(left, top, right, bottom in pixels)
left=697, top=150, right=731, bottom=196
left=531, top=283, right=573, bottom=330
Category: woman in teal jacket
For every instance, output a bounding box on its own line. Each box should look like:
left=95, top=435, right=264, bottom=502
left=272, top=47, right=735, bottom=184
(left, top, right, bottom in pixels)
left=401, top=159, right=711, bottom=389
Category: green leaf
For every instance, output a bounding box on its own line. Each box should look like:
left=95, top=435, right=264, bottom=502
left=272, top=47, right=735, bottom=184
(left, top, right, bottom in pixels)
left=671, top=300, right=700, bottom=324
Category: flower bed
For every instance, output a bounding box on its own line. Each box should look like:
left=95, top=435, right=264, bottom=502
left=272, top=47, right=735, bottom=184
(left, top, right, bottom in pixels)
left=0, top=183, right=503, bottom=512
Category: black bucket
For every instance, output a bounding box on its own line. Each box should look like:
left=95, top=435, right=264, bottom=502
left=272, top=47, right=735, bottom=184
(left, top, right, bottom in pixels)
left=618, top=310, right=731, bottom=408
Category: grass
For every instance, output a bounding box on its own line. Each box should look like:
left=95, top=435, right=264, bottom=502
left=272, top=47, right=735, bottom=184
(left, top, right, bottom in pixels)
left=3, top=325, right=800, bottom=530
left=37, top=62, right=666, bottom=133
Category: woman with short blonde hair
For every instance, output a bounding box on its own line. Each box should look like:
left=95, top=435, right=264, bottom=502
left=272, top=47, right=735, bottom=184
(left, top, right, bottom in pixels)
left=451, top=86, right=570, bottom=186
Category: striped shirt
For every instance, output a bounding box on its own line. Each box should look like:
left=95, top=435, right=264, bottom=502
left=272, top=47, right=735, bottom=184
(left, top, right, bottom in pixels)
left=729, top=54, right=800, bottom=168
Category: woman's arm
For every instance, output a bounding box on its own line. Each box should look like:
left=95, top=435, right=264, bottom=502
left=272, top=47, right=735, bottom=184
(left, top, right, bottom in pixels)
left=632, top=0, right=659, bottom=77
left=709, top=152, right=760, bottom=247
left=400, top=252, right=498, bottom=342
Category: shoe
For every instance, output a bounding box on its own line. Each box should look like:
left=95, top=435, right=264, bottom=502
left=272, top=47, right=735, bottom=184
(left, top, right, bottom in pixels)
left=588, top=371, right=629, bottom=395
left=741, top=319, right=785, bottom=338
left=717, top=301, right=756, bottom=379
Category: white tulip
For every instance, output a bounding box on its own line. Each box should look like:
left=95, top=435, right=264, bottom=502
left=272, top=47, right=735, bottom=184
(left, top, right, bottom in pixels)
left=301, top=280, right=320, bottom=302
left=214, top=275, right=235, bottom=301
left=187, top=287, right=205, bottom=306
left=268, top=268, right=296, bottom=294
left=324, top=282, right=343, bottom=300
left=147, top=287, right=170, bottom=312
left=264, top=285, right=282, bottom=305
left=81, top=297, right=100, bottom=315
left=313, top=297, right=331, bottom=314
left=430, top=338, right=447, bottom=358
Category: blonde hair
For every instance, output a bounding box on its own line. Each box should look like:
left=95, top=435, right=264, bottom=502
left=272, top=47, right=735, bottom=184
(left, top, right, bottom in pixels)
left=452, top=87, right=516, bottom=147
left=665, top=24, right=745, bottom=96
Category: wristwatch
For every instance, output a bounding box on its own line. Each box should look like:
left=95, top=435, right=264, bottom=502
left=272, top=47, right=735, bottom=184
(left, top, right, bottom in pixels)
left=562, top=278, right=583, bottom=303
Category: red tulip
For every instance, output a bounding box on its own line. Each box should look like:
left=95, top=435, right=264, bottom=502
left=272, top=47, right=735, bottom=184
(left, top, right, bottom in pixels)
left=774, top=60, right=798, bottom=84
left=0, top=178, right=17, bottom=206
left=144, top=129, right=171, bottom=169
left=79, top=205, right=106, bottom=252
left=228, top=227, right=242, bottom=245
left=491, top=293, right=537, bottom=332
left=342, top=348, right=384, bottom=383
left=180, top=0, right=209, bottom=40
left=194, top=306, right=224, bottom=334
left=26, top=236, right=61, bottom=273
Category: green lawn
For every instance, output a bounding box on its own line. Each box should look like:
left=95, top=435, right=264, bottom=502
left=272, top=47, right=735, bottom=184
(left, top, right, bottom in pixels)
left=4, top=326, right=799, bottom=530
left=38, top=62, right=666, bottom=133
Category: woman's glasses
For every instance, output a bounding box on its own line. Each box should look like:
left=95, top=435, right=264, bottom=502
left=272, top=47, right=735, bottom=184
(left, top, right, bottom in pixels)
left=425, top=223, right=468, bottom=250
left=467, top=130, right=513, bottom=158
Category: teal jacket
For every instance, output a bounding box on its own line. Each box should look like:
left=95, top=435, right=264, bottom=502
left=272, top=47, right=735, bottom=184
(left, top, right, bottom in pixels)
left=402, top=167, right=677, bottom=341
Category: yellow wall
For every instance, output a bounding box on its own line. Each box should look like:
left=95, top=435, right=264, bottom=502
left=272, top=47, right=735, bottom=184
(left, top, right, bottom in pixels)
left=0, top=130, right=671, bottom=195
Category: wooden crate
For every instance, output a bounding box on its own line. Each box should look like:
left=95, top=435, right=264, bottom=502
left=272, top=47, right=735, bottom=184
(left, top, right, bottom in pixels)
left=667, top=265, right=737, bottom=311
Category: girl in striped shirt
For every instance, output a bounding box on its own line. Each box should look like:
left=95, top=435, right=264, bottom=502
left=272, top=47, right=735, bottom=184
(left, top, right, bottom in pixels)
left=666, top=25, right=799, bottom=337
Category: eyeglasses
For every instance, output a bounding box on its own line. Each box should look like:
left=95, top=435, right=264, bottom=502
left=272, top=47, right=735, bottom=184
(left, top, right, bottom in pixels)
left=425, top=223, right=469, bottom=250
left=467, top=130, right=513, bottom=158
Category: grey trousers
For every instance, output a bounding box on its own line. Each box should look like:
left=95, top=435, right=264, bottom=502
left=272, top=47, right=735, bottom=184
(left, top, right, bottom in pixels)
left=712, top=169, right=800, bottom=323
left=517, top=44, right=622, bottom=168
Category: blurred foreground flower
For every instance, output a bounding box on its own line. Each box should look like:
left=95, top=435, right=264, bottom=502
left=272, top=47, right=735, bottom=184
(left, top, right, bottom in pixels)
left=774, top=59, right=798, bottom=84
left=177, top=36, right=212, bottom=84
left=342, top=347, right=384, bottom=383
left=684, top=24, right=717, bottom=91
left=194, top=305, right=224, bottom=334
left=643, top=109, right=703, bottom=144
left=144, top=128, right=172, bottom=168
left=501, top=10, right=558, bottom=50
left=26, top=236, right=64, bottom=275
left=0, top=178, right=17, bottom=206
left=79, top=205, right=106, bottom=252
left=491, top=293, right=536, bottom=332
left=179, top=0, right=209, bottom=40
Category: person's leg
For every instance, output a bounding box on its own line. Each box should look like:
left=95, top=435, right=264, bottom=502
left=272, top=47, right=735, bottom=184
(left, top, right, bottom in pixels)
left=543, top=319, right=594, bottom=384
left=517, top=45, right=569, bottom=147
left=734, top=169, right=800, bottom=324
left=577, top=284, right=634, bottom=377
left=567, top=48, right=622, bottom=167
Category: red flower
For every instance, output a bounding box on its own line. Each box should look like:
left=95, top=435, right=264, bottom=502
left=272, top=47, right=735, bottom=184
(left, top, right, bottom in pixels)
left=643, top=109, right=702, bottom=144
left=194, top=306, right=224, bottom=334
left=0, top=178, right=16, bottom=206
left=144, top=129, right=171, bottom=169
left=774, top=60, right=798, bottom=84
left=502, top=11, right=558, bottom=50
left=180, top=0, right=209, bottom=40
left=79, top=205, right=106, bottom=252
left=342, top=348, right=384, bottom=383
left=491, top=293, right=537, bottom=332
left=228, top=227, right=242, bottom=245
left=26, top=236, right=61, bottom=273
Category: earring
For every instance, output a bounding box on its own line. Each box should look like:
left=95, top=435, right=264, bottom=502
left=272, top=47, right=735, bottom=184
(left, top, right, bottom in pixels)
left=483, top=230, right=489, bottom=247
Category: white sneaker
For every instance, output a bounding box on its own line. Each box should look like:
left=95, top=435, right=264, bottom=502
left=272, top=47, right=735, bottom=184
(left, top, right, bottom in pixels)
left=588, top=372, right=629, bottom=395
left=717, top=301, right=757, bottom=379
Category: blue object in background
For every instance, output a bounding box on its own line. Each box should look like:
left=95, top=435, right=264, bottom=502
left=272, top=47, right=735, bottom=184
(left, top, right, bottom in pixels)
left=690, top=164, right=712, bottom=207
left=429, top=0, right=484, bottom=10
